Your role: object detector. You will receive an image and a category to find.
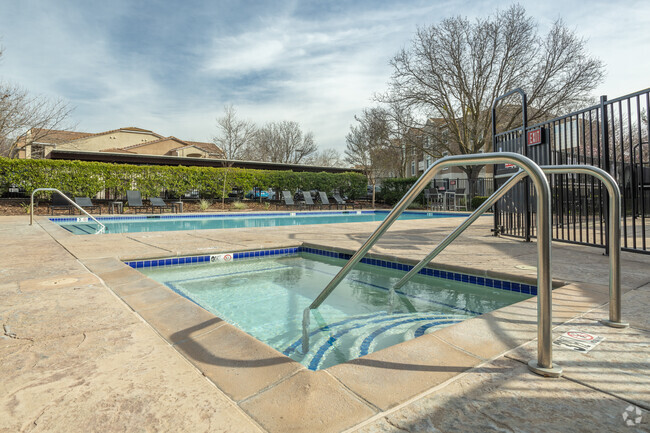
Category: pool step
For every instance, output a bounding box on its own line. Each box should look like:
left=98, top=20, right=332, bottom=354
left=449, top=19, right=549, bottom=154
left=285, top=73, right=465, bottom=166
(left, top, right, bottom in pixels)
left=283, top=312, right=466, bottom=370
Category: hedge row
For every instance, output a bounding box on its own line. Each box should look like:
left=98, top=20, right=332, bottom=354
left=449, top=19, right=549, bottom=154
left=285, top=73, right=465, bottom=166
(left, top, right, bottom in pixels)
left=0, top=158, right=367, bottom=200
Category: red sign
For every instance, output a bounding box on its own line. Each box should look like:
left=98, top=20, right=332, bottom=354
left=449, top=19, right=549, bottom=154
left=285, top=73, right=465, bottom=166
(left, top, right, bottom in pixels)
left=504, top=163, right=515, bottom=169
left=527, top=128, right=543, bottom=146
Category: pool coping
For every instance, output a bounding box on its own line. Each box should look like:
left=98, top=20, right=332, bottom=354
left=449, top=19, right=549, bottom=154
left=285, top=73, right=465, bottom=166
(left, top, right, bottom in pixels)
left=86, top=241, right=612, bottom=431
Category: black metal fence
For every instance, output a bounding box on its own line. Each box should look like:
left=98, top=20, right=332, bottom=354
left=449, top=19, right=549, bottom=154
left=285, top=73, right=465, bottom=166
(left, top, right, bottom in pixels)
left=493, top=88, right=649, bottom=254
left=431, top=177, right=494, bottom=198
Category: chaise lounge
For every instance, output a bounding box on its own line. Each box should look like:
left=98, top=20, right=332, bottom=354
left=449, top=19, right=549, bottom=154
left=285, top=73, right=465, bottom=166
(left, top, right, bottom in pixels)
left=74, top=196, right=102, bottom=214
left=126, top=190, right=153, bottom=214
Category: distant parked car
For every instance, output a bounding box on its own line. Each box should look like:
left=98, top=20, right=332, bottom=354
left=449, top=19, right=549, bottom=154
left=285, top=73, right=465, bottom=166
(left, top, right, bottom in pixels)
left=184, top=189, right=200, bottom=199
left=245, top=189, right=269, bottom=199
left=228, top=188, right=244, bottom=199
left=367, top=185, right=381, bottom=198
left=245, top=188, right=275, bottom=200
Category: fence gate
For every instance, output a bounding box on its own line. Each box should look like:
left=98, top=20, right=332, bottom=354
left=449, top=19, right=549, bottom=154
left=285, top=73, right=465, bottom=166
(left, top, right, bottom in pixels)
left=493, top=88, right=650, bottom=254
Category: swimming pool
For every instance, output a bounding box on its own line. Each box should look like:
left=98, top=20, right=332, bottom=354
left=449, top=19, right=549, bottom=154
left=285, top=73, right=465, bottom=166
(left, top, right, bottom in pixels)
left=137, top=247, right=531, bottom=370
left=52, top=210, right=469, bottom=235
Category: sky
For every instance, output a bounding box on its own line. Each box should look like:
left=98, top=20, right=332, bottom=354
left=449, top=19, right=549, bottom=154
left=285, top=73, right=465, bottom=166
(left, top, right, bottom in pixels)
left=0, top=0, right=648, bottom=154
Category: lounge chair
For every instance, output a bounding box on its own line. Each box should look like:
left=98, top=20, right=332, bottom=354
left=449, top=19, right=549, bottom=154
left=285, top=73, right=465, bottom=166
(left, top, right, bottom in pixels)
left=333, top=193, right=355, bottom=210
left=302, top=193, right=318, bottom=209
left=74, top=196, right=102, bottom=215
left=150, top=197, right=173, bottom=213
left=126, top=190, right=152, bottom=214
left=317, top=191, right=334, bottom=210
left=277, top=190, right=301, bottom=209
left=49, top=192, right=74, bottom=215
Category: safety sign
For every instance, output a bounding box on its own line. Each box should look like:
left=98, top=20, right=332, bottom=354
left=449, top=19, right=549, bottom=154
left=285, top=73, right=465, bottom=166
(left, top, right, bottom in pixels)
left=553, top=330, right=604, bottom=353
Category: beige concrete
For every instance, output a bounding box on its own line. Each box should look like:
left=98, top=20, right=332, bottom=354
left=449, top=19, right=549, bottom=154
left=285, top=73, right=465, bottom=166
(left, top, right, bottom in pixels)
left=1, top=213, right=649, bottom=432
left=241, top=370, right=377, bottom=433
left=328, top=332, right=482, bottom=411
left=175, top=323, right=305, bottom=402
left=353, top=357, right=649, bottom=433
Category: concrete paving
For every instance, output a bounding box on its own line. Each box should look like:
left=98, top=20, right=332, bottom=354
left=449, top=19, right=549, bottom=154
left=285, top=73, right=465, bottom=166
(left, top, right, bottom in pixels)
left=1, top=212, right=648, bottom=432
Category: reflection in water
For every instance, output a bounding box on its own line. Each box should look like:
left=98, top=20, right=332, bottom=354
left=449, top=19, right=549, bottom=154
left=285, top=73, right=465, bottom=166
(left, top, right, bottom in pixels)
left=141, top=252, right=530, bottom=370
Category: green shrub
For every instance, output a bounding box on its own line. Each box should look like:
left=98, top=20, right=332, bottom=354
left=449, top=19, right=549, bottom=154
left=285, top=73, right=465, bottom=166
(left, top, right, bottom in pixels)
left=198, top=199, right=212, bottom=211
left=381, top=177, right=425, bottom=206
left=0, top=158, right=367, bottom=201
left=471, top=196, right=489, bottom=210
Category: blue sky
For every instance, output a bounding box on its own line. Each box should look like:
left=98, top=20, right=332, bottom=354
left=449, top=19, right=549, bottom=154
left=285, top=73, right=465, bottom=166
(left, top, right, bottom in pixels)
left=1, top=0, right=648, bottom=153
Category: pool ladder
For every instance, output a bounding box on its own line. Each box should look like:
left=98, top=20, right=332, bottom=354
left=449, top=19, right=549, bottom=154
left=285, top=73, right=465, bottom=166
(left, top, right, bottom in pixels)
left=302, top=152, right=628, bottom=378
left=29, top=188, right=105, bottom=234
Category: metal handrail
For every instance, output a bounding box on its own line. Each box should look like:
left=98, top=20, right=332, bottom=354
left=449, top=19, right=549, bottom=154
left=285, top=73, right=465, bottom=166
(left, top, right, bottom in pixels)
left=392, top=169, right=528, bottom=291
left=393, top=164, right=628, bottom=329
left=30, top=188, right=105, bottom=234
left=301, top=152, right=562, bottom=377
left=540, top=165, right=627, bottom=328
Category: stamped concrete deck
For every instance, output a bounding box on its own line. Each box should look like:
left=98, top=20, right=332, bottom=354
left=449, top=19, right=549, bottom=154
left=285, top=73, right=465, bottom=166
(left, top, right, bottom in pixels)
left=1, top=212, right=649, bottom=432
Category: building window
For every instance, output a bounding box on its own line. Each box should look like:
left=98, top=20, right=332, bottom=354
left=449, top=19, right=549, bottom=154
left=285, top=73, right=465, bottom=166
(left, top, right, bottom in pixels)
left=411, top=161, right=415, bottom=176
left=426, top=156, right=431, bottom=167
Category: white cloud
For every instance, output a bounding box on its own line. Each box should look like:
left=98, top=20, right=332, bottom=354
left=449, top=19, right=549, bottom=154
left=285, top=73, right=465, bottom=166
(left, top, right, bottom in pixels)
left=1, top=0, right=648, bottom=154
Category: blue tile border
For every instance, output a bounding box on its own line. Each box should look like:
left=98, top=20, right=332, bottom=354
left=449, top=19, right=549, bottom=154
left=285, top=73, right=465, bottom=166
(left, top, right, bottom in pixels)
left=49, top=209, right=467, bottom=224
left=126, top=245, right=537, bottom=297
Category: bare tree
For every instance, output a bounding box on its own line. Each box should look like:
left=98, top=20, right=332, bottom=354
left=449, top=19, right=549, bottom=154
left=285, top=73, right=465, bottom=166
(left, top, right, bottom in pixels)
left=250, top=121, right=318, bottom=164
left=379, top=4, right=605, bottom=192
left=307, top=148, right=345, bottom=167
left=0, top=82, right=73, bottom=158
left=345, top=108, right=402, bottom=207
left=212, top=105, right=258, bottom=207
left=1, top=45, right=74, bottom=158
left=213, top=104, right=257, bottom=160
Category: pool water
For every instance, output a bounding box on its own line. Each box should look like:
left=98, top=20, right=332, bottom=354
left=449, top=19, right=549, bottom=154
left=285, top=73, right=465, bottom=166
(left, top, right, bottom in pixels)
left=140, top=252, right=529, bottom=370
left=52, top=210, right=465, bottom=235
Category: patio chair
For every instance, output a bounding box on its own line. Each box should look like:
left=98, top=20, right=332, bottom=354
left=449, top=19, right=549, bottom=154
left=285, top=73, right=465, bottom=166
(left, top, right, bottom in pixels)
left=126, top=190, right=152, bottom=214
left=424, top=188, right=443, bottom=210
left=74, top=196, right=102, bottom=215
left=150, top=197, right=173, bottom=213
left=453, top=188, right=468, bottom=211
left=332, top=193, right=355, bottom=210
left=317, top=191, right=334, bottom=210
left=49, top=192, right=74, bottom=215
left=277, top=190, right=301, bottom=209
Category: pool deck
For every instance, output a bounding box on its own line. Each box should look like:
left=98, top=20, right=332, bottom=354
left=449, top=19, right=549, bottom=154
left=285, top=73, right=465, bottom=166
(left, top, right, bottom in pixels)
left=1, top=212, right=649, bottom=432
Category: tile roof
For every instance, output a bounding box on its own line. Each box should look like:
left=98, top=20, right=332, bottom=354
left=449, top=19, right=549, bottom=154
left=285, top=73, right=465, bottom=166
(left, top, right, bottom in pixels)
left=23, top=126, right=224, bottom=157
left=184, top=140, right=223, bottom=156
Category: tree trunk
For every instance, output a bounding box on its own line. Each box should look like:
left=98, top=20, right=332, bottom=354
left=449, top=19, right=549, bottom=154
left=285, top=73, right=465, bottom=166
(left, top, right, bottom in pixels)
left=221, top=167, right=230, bottom=209
left=462, top=165, right=484, bottom=207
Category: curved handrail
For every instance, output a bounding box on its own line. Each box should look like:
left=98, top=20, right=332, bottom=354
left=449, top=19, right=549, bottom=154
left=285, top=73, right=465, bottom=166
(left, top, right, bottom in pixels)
left=30, top=188, right=105, bottom=234
left=301, top=152, right=561, bottom=377
left=540, top=165, right=627, bottom=328
left=393, top=169, right=528, bottom=291
left=393, top=165, right=628, bottom=329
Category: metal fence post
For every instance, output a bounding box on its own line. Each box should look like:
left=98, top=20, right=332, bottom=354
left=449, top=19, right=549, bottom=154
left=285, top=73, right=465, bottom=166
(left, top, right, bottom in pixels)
left=600, top=95, right=611, bottom=255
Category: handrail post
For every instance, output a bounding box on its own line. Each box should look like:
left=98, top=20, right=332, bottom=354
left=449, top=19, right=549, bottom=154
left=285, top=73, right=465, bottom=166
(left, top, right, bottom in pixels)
left=541, top=165, right=628, bottom=328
